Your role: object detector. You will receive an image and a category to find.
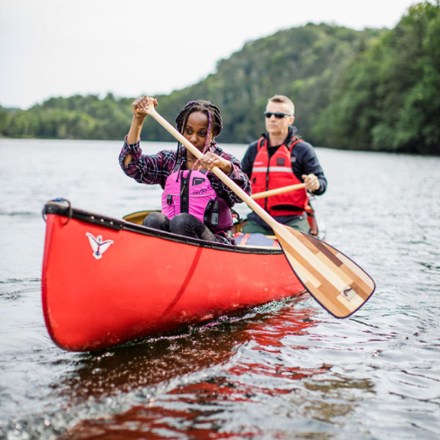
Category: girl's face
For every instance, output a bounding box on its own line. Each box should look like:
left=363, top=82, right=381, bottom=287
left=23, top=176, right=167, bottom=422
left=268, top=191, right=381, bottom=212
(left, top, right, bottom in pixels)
left=183, top=111, right=213, bottom=153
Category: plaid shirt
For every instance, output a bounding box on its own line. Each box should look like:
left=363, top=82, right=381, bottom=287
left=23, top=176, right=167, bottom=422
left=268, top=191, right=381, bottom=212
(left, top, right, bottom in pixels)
left=119, top=138, right=251, bottom=243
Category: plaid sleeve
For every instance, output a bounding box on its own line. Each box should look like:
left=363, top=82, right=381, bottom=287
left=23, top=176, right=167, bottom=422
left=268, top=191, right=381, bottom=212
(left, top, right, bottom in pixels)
left=119, top=137, right=176, bottom=188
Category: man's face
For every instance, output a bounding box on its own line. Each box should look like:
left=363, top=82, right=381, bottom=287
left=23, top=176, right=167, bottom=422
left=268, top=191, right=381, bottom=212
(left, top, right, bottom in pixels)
left=264, top=102, right=295, bottom=138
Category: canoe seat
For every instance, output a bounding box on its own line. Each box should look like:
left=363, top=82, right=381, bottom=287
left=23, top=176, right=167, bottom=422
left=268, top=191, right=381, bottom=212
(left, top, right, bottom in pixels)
left=234, top=232, right=280, bottom=248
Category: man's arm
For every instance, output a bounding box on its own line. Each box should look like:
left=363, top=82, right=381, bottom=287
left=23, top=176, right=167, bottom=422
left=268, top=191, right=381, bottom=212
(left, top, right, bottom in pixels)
left=241, top=142, right=258, bottom=178
left=293, top=141, right=327, bottom=196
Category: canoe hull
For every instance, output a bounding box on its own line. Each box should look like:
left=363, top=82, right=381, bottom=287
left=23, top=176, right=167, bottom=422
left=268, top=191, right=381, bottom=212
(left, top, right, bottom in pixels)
left=41, top=200, right=305, bottom=351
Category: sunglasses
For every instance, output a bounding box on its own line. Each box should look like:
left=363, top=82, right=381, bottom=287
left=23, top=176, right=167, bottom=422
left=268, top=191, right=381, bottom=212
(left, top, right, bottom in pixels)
left=264, top=111, right=293, bottom=119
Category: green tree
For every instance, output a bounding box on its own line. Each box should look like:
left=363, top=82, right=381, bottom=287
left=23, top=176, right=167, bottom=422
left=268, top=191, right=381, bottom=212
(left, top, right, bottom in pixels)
left=1, top=3, right=438, bottom=155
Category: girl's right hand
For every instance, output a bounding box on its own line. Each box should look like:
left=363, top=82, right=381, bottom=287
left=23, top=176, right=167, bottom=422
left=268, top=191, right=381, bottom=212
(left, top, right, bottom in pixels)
left=132, top=96, right=158, bottom=120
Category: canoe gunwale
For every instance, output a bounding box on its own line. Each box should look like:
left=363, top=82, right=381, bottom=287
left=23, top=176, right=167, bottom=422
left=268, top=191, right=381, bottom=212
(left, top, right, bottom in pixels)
left=42, top=199, right=282, bottom=255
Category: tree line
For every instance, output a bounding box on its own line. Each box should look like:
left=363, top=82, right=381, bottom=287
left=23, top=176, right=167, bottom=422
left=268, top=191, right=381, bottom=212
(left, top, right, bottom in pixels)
left=0, top=1, right=438, bottom=155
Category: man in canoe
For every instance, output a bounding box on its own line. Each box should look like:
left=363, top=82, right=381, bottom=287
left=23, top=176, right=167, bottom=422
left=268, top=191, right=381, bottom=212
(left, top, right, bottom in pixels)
left=119, top=96, right=251, bottom=244
left=241, top=94, right=327, bottom=235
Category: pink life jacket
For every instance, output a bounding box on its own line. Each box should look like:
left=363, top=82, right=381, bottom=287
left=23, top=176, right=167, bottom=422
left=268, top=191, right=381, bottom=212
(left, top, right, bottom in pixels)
left=161, top=169, right=233, bottom=233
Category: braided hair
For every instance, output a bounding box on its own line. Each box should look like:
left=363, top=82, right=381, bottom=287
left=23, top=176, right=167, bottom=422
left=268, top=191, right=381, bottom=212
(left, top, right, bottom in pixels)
left=176, top=100, right=222, bottom=146
left=173, top=100, right=223, bottom=169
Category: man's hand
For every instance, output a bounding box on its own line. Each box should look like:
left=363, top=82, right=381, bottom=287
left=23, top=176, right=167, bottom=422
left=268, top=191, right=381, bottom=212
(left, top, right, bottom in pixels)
left=302, top=173, right=320, bottom=192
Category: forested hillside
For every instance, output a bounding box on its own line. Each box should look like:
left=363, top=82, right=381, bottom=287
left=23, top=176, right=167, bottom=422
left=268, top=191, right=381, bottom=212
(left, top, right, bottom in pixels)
left=1, top=1, right=438, bottom=155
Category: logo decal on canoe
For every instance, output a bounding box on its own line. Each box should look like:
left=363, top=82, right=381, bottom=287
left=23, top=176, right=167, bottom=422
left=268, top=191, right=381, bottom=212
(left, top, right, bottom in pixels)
left=86, top=232, right=114, bottom=260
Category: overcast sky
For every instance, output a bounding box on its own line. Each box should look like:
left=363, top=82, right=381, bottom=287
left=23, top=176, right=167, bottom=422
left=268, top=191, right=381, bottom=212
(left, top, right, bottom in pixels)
left=0, top=0, right=420, bottom=109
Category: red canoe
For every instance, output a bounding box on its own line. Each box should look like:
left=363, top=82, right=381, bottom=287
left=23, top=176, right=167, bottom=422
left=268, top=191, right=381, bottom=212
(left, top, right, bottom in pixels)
left=41, top=199, right=305, bottom=352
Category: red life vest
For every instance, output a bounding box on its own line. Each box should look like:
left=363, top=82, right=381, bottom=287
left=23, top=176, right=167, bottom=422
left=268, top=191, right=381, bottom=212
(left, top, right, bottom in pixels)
left=250, top=137, right=308, bottom=216
left=162, top=169, right=233, bottom=233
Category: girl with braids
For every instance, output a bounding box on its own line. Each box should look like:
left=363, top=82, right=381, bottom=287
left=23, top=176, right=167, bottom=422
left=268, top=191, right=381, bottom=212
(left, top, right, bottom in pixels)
left=119, top=96, right=251, bottom=244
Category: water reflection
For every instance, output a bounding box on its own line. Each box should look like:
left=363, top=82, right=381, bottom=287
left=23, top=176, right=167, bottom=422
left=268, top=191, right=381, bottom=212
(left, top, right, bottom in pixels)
left=53, top=298, right=372, bottom=439
left=59, top=320, right=249, bottom=403
left=57, top=297, right=309, bottom=398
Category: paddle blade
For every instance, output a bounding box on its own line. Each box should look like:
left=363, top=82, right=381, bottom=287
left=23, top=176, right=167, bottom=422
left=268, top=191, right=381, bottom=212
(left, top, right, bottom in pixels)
left=274, top=225, right=375, bottom=318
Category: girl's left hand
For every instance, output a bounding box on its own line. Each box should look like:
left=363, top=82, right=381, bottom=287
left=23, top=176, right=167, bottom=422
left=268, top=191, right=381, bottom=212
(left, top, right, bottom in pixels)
left=196, top=152, right=232, bottom=174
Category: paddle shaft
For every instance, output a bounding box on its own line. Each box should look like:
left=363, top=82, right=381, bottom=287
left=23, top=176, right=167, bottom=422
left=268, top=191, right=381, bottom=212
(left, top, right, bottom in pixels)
left=148, top=108, right=280, bottom=230
left=148, top=108, right=335, bottom=264
left=147, top=106, right=375, bottom=318
left=252, top=183, right=306, bottom=200
left=148, top=109, right=339, bottom=282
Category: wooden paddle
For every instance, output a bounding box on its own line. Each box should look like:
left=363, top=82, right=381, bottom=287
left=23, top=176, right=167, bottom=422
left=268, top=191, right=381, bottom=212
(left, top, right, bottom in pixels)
left=252, top=183, right=306, bottom=200
left=147, top=106, right=375, bottom=318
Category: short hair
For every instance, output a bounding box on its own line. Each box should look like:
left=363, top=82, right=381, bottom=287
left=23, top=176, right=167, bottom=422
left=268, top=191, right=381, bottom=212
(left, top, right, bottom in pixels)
left=267, top=95, right=295, bottom=116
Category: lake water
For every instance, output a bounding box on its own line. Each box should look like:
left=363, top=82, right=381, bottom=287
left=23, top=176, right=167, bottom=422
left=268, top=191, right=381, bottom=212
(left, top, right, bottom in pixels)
left=0, top=139, right=439, bottom=440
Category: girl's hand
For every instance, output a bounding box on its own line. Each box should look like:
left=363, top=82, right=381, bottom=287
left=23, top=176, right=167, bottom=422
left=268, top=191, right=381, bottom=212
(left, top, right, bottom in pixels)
left=132, top=96, right=158, bottom=120
left=196, top=152, right=232, bottom=174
